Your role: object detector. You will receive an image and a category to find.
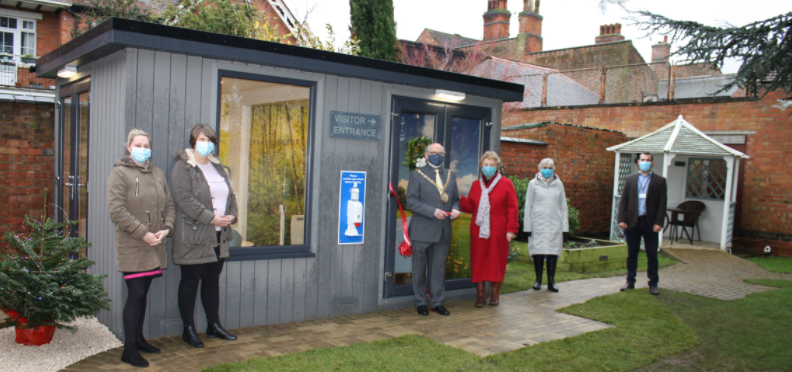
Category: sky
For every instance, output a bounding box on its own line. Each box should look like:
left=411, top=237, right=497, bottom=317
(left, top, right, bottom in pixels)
left=285, top=0, right=789, bottom=74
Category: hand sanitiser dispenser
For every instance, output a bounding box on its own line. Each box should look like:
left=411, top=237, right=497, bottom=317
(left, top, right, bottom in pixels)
left=345, top=182, right=363, bottom=236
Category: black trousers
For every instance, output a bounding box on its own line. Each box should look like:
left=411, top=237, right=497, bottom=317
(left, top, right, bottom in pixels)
left=178, top=233, right=225, bottom=327
left=624, top=216, right=659, bottom=286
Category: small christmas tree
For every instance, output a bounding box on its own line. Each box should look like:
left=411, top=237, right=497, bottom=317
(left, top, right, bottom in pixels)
left=0, top=216, right=110, bottom=331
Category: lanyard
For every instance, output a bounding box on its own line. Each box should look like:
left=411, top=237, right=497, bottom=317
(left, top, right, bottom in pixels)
left=639, top=175, right=651, bottom=194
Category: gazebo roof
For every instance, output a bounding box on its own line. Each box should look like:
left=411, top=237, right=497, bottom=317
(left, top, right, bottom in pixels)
left=607, top=115, right=749, bottom=158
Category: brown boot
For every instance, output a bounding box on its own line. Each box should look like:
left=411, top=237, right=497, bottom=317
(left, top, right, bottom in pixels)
left=490, top=282, right=502, bottom=306
left=475, top=282, right=486, bottom=307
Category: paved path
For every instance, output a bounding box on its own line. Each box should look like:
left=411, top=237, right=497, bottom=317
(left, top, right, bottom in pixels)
left=61, top=249, right=791, bottom=371
left=660, top=248, right=792, bottom=300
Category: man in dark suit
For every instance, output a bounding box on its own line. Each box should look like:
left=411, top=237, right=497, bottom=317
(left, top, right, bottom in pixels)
left=617, top=152, right=667, bottom=295
left=406, top=143, right=460, bottom=316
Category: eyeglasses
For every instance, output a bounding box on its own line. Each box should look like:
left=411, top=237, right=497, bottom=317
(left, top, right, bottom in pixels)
left=426, top=151, right=446, bottom=156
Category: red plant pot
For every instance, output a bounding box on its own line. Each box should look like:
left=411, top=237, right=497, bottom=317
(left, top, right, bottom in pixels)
left=3, top=308, right=56, bottom=346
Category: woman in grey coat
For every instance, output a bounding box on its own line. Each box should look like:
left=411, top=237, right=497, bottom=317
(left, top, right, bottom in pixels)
left=171, top=124, right=238, bottom=348
left=523, top=158, right=569, bottom=292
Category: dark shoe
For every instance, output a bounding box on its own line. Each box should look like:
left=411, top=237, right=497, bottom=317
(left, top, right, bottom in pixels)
left=417, top=305, right=430, bottom=316
left=182, top=325, right=204, bottom=348
left=546, top=255, right=559, bottom=293
left=121, top=348, right=150, bottom=368
left=532, top=255, right=545, bottom=290
left=135, top=338, right=161, bottom=354
left=649, top=286, right=660, bottom=296
left=207, top=322, right=238, bottom=341
left=475, top=282, right=486, bottom=307
left=490, top=282, right=501, bottom=306
left=620, top=282, right=635, bottom=292
left=432, top=305, right=450, bottom=316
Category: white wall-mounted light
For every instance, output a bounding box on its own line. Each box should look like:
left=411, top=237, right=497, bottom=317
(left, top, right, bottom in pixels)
left=436, top=89, right=465, bottom=101
left=57, top=65, right=77, bottom=79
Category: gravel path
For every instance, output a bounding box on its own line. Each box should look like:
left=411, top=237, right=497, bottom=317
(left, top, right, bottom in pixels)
left=0, top=317, right=121, bottom=372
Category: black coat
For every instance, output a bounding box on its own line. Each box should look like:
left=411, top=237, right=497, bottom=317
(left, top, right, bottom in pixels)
left=617, top=172, right=668, bottom=228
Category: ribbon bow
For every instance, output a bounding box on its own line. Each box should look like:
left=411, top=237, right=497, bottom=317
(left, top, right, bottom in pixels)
left=389, top=182, right=412, bottom=257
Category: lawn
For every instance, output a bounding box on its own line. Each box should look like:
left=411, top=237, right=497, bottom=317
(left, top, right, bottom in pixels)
left=502, top=240, right=678, bottom=294
left=203, top=290, right=697, bottom=372
left=744, top=256, right=792, bottom=273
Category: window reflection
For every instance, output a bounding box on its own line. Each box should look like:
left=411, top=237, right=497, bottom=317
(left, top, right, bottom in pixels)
left=219, top=77, right=310, bottom=247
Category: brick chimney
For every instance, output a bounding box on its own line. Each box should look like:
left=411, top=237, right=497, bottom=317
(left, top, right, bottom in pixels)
left=595, top=23, right=625, bottom=44
left=652, top=36, right=671, bottom=63
left=483, top=0, right=511, bottom=42
left=518, top=0, right=543, bottom=53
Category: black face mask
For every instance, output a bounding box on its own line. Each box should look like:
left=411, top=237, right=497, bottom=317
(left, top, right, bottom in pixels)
left=428, top=154, right=444, bottom=166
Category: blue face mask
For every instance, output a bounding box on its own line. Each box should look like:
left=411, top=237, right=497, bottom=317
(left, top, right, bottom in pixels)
left=195, top=141, right=215, bottom=157
left=130, top=147, right=151, bottom=164
left=540, top=168, right=554, bottom=179
left=427, top=154, right=444, bottom=166
left=482, top=166, right=497, bottom=178
left=639, top=161, right=652, bottom=172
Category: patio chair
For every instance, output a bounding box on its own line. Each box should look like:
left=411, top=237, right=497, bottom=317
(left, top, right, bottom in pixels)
left=668, top=201, right=706, bottom=245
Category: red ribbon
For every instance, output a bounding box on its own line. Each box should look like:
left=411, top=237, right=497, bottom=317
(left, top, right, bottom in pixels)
left=389, top=182, right=412, bottom=257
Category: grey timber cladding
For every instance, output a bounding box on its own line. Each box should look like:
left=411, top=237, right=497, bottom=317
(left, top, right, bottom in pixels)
left=84, top=49, right=391, bottom=338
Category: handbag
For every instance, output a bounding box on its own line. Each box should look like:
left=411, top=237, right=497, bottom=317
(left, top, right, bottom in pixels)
left=389, top=182, right=412, bottom=257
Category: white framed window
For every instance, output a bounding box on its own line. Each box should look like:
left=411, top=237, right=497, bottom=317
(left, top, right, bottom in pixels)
left=0, top=15, right=36, bottom=58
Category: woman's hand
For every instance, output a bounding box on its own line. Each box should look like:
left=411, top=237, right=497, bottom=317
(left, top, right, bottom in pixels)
left=152, top=229, right=170, bottom=245
left=211, top=215, right=234, bottom=227
left=506, top=232, right=516, bottom=242
left=143, top=232, right=158, bottom=246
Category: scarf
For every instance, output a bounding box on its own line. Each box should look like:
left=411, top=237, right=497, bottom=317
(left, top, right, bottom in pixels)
left=475, top=173, right=502, bottom=239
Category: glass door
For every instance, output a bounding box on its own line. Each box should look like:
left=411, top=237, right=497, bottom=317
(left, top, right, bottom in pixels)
left=384, top=97, right=491, bottom=298
left=56, top=79, right=91, bottom=255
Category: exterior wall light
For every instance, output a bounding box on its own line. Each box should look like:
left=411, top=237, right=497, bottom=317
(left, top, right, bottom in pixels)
left=436, top=89, right=465, bottom=100
left=57, top=65, right=77, bottom=78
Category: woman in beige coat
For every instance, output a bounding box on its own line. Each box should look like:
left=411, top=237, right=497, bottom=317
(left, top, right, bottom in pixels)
left=107, top=129, right=175, bottom=368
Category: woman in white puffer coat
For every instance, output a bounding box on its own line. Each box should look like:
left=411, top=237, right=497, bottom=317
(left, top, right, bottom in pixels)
left=523, top=158, right=569, bottom=293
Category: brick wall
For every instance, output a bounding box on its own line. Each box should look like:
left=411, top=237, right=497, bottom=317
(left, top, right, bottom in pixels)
left=501, top=124, right=629, bottom=236
left=505, top=90, right=792, bottom=256
left=0, top=102, right=54, bottom=254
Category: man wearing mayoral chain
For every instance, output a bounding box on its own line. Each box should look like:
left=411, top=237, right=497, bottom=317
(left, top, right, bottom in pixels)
left=406, top=143, right=461, bottom=316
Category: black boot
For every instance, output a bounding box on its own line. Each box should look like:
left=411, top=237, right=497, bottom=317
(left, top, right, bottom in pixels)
left=207, top=322, right=238, bottom=341
left=120, top=346, right=150, bottom=368
left=135, top=337, right=161, bottom=354
left=546, top=255, right=559, bottom=292
left=182, top=325, right=204, bottom=348
left=532, top=255, right=545, bottom=290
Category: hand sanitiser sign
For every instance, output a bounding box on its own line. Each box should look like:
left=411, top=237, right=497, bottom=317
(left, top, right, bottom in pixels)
left=338, top=171, right=366, bottom=245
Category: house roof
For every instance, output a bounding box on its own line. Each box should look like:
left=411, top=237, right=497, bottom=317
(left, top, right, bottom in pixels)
left=422, top=29, right=480, bottom=48
left=658, top=74, right=739, bottom=99
left=500, top=136, right=548, bottom=145
left=607, top=115, right=749, bottom=158
left=2, top=0, right=69, bottom=12
left=473, top=57, right=599, bottom=108
left=36, top=18, right=524, bottom=102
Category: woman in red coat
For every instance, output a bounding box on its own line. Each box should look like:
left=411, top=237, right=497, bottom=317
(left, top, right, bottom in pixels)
left=459, top=151, right=519, bottom=307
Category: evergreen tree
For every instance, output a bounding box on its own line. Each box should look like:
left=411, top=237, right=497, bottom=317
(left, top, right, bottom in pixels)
left=0, top=217, right=110, bottom=331
left=349, top=0, right=400, bottom=62
left=633, top=11, right=792, bottom=99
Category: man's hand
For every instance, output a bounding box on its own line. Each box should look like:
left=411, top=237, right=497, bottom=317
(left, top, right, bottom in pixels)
left=433, top=209, right=447, bottom=220
left=506, top=232, right=516, bottom=242
left=653, top=225, right=662, bottom=233
left=618, top=222, right=628, bottom=229
left=450, top=209, right=461, bottom=219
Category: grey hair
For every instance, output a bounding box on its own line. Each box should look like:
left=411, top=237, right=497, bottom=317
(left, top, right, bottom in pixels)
left=538, top=158, right=555, bottom=170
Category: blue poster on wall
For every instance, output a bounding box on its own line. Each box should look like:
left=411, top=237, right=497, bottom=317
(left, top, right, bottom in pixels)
left=338, top=171, right=367, bottom=245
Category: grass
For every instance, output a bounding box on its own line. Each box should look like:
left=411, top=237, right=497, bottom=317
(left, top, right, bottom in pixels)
left=203, top=290, right=697, bottom=372
left=634, top=279, right=792, bottom=371
left=744, top=256, right=792, bottom=273
left=502, top=240, right=678, bottom=294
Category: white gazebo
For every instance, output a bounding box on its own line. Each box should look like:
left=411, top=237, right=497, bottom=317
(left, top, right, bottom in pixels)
left=606, top=115, right=749, bottom=250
